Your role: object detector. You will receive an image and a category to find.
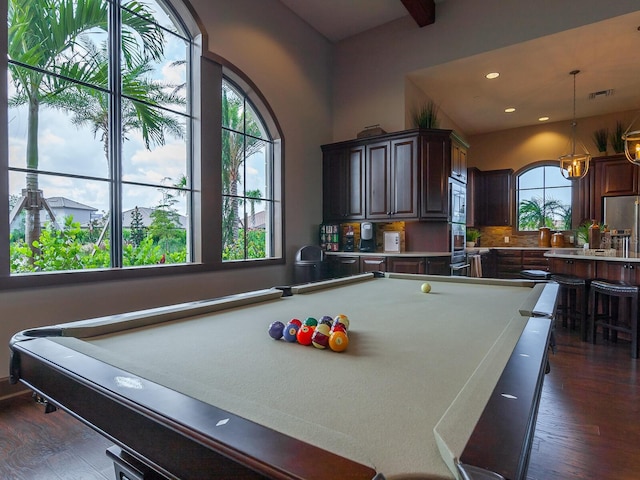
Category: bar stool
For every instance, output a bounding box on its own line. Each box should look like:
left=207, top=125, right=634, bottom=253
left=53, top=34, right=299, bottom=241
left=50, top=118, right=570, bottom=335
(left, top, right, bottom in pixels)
left=550, top=274, right=590, bottom=341
left=520, top=270, right=551, bottom=281
left=589, top=280, right=639, bottom=359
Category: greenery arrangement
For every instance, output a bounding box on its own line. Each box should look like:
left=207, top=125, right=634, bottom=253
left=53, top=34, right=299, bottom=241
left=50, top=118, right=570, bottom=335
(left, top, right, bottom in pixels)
left=518, top=197, right=571, bottom=231
left=610, top=121, right=625, bottom=154
left=412, top=100, right=440, bottom=129
left=592, top=128, right=608, bottom=153
left=466, top=228, right=481, bottom=243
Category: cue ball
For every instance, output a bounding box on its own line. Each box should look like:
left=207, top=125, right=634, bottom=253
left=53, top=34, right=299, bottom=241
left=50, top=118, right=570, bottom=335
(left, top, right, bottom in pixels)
left=421, top=282, right=432, bottom=293
left=268, top=321, right=285, bottom=340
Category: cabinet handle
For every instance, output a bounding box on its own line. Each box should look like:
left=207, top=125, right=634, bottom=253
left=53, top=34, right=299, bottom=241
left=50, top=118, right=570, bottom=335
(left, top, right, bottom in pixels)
left=629, top=264, right=634, bottom=270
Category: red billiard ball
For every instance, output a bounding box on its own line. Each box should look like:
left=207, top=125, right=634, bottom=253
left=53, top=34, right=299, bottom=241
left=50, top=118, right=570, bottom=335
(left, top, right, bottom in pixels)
left=312, top=324, right=331, bottom=349
left=296, top=325, right=315, bottom=345
left=289, top=318, right=302, bottom=327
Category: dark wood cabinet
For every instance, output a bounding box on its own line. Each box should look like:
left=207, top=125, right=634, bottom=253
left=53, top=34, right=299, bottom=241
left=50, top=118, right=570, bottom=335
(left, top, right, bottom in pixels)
left=451, top=140, right=468, bottom=183
left=426, top=257, right=450, bottom=275
left=327, top=255, right=360, bottom=278
left=360, top=256, right=387, bottom=273
left=548, top=257, right=596, bottom=278
left=491, top=249, right=548, bottom=279
left=322, top=145, right=365, bottom=221
left=598, top=261, right=640, bottom=284
left=366, top=136, right=418, bottom=220
left=475, top=169, right=513, bottom=226
left=322, top=129, right=468, bottom=223
left=387, top=257, right=426, bottom=274
left=574, top=154, right=640, bottom=226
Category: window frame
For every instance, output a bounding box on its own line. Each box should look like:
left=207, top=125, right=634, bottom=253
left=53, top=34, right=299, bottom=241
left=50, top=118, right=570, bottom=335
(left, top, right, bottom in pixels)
left=513, top=160, right=573, bottom=233
left=0, top=0, right=285, bottom=290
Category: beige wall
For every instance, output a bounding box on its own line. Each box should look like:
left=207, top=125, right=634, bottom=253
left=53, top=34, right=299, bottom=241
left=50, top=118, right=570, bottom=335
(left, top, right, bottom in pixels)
left=332, top=0, right=639, bottom=144
left=469, top=109, right=639, bottom=172
left=1, top=0, right=333, bottom=383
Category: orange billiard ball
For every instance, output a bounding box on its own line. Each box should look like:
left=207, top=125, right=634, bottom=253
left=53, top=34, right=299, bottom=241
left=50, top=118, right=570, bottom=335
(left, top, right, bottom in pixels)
left=329, top=331, right=349, bottom=352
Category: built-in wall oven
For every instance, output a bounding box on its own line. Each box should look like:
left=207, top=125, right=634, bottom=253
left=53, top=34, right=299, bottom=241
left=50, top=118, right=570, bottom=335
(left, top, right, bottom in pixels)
left=449, top=179, right=469, bottom=276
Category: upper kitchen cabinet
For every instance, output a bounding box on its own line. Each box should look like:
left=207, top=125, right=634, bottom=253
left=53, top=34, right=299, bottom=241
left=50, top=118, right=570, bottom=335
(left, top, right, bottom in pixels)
left=321, top=144, right=365, bottom=221
left=321, top=129, right=468, bottom=222
left=419, top=129, right=469, bottom=220
left=572, top=154, right=640, bottom=225
left=366, top=135, right=418, bottom=220
left=472, top=169, right=513, bottom=226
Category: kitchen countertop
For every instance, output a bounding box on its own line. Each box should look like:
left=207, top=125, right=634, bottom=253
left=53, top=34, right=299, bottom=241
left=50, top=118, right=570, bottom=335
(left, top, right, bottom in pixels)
left=544, top=249, right=640, bottom=262
left=324, top=251, right=451, bottom=257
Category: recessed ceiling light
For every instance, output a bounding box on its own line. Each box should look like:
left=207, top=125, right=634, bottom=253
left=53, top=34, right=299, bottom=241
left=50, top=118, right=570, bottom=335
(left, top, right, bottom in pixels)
left=486, top=72, right=500, bottom=79
left=504, top=107, right=516, bottom=113
left=538, top=116, right=550, bottom=122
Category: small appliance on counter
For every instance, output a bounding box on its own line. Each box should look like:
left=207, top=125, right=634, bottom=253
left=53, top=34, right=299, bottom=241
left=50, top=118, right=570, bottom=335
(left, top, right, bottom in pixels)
left=359, top=222, right=375, bottom=252
left=344, top=225, right=355, bottom=252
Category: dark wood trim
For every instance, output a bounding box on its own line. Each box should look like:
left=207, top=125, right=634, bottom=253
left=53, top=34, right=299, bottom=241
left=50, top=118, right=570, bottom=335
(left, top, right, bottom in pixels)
left=400, top=0, right=436, bottom=27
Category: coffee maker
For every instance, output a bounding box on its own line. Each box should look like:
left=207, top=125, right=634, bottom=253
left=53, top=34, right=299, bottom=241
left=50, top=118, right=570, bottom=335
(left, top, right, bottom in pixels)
left=359, top=222, right=375, bottom=252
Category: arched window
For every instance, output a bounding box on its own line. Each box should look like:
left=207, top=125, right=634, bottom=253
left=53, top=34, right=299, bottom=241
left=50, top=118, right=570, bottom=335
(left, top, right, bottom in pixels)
left=3, top=0, right=283, bottom=285
left=516, top=163, right=572, bottom=231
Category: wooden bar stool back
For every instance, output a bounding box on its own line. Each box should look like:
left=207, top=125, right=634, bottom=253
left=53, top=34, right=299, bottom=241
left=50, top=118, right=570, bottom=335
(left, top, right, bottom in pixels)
left=589, top=280, right=639, bottom=359
left=550, top=274, right=589, bottom=341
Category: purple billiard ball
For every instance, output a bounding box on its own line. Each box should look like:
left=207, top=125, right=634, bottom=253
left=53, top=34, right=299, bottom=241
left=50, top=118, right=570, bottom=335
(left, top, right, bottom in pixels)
left=268, top=321, right=285, bottom=340
left=282, top=323, right=300, bottom=342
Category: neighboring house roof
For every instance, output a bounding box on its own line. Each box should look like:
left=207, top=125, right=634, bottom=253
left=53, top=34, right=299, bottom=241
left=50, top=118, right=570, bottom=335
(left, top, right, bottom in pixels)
left=243, top=210, right=266, bottom=229
left=46, top=197, right=98, bottom=212
left=123, top=206, right=187, bottom=229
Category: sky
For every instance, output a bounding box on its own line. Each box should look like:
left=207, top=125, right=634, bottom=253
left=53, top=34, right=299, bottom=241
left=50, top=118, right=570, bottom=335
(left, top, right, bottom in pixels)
left=7, top=0, right=267, bottom=225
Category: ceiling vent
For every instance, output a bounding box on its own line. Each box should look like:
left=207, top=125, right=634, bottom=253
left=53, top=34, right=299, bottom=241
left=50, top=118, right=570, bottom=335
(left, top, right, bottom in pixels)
left=588, top=89, right=614, bottom=100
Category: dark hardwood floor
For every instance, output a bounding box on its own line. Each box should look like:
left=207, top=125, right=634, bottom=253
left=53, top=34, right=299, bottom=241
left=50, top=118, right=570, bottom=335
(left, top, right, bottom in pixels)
left=1, top=325, right=639, bottom=480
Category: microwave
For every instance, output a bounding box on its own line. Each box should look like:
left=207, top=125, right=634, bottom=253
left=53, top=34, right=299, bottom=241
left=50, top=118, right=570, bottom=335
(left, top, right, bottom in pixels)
left=450, top=179, right=466, bottom=225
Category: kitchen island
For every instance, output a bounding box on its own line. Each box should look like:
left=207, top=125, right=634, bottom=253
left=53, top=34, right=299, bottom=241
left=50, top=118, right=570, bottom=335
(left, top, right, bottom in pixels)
left=545, top=249, right=640, bottom=283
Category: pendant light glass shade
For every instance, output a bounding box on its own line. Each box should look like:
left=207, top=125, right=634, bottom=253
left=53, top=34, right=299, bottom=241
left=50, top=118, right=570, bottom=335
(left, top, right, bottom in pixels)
left=623, top=115, right=640, bottom=165
left=559, top=70, right=590, bottom=180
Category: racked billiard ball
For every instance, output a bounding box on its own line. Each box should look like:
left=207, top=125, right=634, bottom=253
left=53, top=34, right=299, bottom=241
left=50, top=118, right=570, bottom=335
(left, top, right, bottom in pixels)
left=296, top=325, right=315, bottom=345
left=319, top=315, right=333, bottom=327
left=303, top=317, right=318, bottom=327
left=289, top=318, right=303, bottom=327
left=268, top=321, right=285, bottom=340
left=329, top=331, right=349, bottom=352
left=283, top=323, right=300, bottom=342
left=312, top=323, right=331, bottom=349
left=333, top=314, right=350, bottom=330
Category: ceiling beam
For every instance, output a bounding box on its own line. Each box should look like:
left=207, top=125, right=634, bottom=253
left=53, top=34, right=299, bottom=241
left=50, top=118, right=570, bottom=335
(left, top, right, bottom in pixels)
left=400, top=0, right=436, bottom=27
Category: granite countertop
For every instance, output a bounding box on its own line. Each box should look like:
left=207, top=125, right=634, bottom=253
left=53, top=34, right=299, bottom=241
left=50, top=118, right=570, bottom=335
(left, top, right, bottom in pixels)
left=324, top=251, right=451, bottom=257
left=544, top=249, right=640, bottom=262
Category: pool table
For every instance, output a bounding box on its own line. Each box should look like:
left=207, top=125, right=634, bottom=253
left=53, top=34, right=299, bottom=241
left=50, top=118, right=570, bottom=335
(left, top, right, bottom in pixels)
left=10, top=273, right=558, bottom=480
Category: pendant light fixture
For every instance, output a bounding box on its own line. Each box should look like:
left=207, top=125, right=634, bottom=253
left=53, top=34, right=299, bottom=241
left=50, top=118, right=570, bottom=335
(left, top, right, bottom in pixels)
left=559, top=70, right=591, bottom=180
left=622, top=113, right=640, bottom=165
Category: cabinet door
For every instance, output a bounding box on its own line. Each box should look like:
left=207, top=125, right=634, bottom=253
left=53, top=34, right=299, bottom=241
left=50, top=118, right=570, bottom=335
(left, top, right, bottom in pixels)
left=360, top=256, right=387, bottom=273
left=522, top=250, right=548, bottom=271
left=451, top=141, right=468, bottom=184
left=480, top=169, right=513, bottom=226
left=366, top=141, right=391, bottom=219
left=322, top=149, right=346, bottom=221
left=388, top=257, right=426, bottom=274
left=327, top=256, right=360, bottom=278
left=549, top=257, right=596, bottom=278
left=322, top=146, right=365, bottom=221
left=599, top=156, right=639, bottom=196
left=390, top=136, right=418, bottom=218
left=419, top=133, right=449, bottom=219
left=426, top=257, right=449, bottom=275
left=598, top=261, right=640, bottom=283
left=494, top=250, right=522, bottom=279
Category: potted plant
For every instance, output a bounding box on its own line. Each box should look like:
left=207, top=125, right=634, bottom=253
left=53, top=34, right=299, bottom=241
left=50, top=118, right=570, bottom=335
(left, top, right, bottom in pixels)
left=592, top=128, right=608, bottom=155
left=466, top=227, right=480, bottom=247
left=610, top=121, right=625, bottom=154
left=412, top=100, right=440, bottom=129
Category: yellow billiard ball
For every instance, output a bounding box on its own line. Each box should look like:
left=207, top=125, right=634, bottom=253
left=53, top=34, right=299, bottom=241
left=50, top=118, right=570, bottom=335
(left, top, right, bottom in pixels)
left=421, top=282, right=431, bottom=293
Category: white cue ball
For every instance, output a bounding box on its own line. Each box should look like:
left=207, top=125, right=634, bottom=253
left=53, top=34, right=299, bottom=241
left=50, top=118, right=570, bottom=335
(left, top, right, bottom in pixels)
left=421, top=282, right=431, bottom=293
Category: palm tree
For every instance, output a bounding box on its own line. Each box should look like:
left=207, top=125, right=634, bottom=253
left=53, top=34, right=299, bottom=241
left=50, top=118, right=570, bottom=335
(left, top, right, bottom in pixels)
left=518, top=197, right=567, bottom=230
left=221, top=83, right=265, bottom=249
left=8, top=0, right=165, bottom=258
left=245, top=189, right=262, bottom=228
